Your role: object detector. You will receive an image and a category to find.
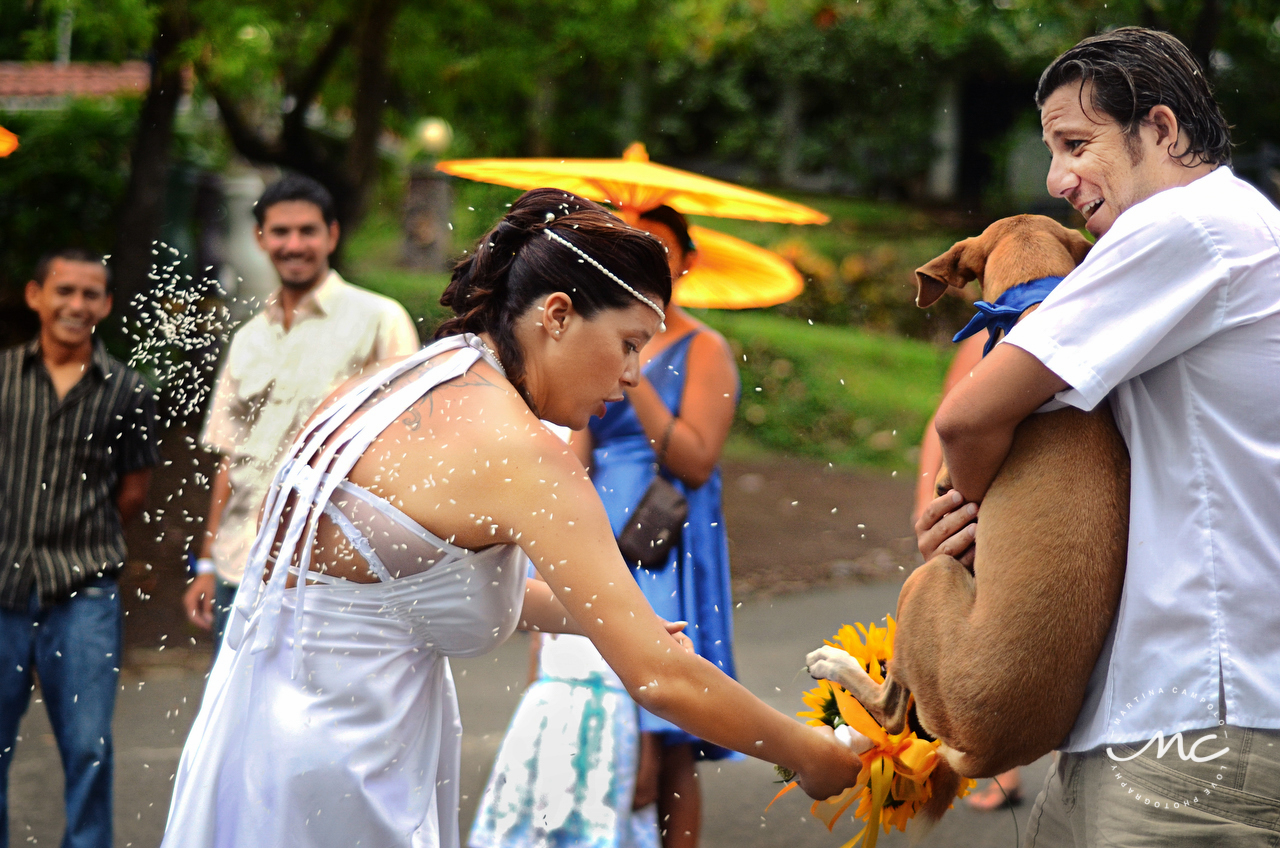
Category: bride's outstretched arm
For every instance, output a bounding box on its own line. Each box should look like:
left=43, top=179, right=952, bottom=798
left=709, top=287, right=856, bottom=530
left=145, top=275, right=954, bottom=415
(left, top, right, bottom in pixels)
left=482, top=427, right=858, bottom=802
left=518, top=578, right=582, bottom=634
left=519, top=579, right=694, bottom=655
left=381, top=384, right=857, bottom=801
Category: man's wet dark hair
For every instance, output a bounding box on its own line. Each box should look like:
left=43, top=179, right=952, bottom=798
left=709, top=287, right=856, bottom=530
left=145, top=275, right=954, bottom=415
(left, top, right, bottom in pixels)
left=32, top=248, right=113, bottom=291
left=436, top=188, right=671, bottom=403
left=1036, top=27, right=1231, bottom=167
left=638, top=205, right=697, bottom=257
left=253, top=173, right=338, bottom=226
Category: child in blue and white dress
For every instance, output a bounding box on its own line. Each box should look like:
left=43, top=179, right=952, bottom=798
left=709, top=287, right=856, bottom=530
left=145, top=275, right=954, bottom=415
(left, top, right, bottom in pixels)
left=469, top=630, right=660, bottom=848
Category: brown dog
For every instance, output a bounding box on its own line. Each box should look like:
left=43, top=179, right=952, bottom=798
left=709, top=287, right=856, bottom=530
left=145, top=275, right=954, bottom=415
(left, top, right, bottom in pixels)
left=807, top=215, right=1130, bottom=790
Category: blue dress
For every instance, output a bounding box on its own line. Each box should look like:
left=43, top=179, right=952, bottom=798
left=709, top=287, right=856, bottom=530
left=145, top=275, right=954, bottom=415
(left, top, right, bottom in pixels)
left=588, top=331, right=740, bottom=761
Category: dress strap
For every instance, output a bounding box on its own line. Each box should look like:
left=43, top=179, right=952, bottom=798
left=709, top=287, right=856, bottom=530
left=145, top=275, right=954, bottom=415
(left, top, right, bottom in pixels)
left=284, top=563, right=354, bottom=585
left=231, top=339, right=464, bottom=650
left=320, top=500, right=396, bottom=583
left=333, top=479, right=468, bottom=561
left=227, top=335, right=493, bottom=669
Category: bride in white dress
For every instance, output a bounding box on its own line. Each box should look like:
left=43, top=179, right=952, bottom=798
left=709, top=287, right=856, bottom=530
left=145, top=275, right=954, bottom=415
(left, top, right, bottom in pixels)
left=161, top=188, right=858, bottom=848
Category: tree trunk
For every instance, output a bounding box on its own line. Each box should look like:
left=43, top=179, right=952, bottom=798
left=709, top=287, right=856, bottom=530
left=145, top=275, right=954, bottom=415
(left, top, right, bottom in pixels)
left=341, top=0, right=403, bottom=230
left=111, top=4, right=189, bottom=310
left=207, top=0, right=401, bottom=258
left=528, top=74, right=556, bottom=157
left=777, top=76, right=802, bottom=186
left=617, top=55, right=646, bottom=150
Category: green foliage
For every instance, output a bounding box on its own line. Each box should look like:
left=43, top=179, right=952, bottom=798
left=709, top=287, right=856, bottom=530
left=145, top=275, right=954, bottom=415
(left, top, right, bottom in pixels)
left=0, top=0, right=42, bottom=58
left=702, top=310, right=949, bottom=470
left=646, top=1, right=945, bottom=191
left=1211, top=4, right=1280, bottom=151
left=688, top=193, right=980, bottom=341
left=343, top=209, right=452, bottom=340
left=390, top=0, right=690, bottom=156
left=350, top=263, right=453, bottom=343
left=0, top=0, right=154, bottom=61
left=189, top=0, right=350, bottom=108
left=377, top=0, right=1280, bottom=204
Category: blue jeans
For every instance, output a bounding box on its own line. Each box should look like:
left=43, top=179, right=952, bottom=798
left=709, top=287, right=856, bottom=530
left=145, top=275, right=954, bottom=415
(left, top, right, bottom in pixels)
left=0, top=579, right=121, bottom=848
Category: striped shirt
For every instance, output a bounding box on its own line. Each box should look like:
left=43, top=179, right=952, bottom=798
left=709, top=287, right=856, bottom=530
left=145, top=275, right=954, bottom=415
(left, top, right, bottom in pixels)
left=0, top=338, right=160, bottom=609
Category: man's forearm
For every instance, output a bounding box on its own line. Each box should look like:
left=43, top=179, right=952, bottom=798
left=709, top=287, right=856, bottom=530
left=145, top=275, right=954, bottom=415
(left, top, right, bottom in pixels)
left=933, top=344, right=1068, bottom=503
left=115, top=469, right=152, bottom=526
left=936, top=422, right=1017, bottom=503
left=201, top=456, right=233, bottom=559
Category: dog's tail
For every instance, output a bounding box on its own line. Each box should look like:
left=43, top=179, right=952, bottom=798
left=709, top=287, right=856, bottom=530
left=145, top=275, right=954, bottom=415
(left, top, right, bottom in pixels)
left=909, top=759, right=966, bottom=841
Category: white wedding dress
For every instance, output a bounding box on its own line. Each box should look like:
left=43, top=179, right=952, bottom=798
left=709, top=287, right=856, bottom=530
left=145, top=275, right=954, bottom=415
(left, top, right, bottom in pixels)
left=162, top=335, right=528, bottom=848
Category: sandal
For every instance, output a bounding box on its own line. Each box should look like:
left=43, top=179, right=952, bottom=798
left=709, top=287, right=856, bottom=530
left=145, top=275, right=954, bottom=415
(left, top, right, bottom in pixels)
left=966, top=779, right=1023, bottom=812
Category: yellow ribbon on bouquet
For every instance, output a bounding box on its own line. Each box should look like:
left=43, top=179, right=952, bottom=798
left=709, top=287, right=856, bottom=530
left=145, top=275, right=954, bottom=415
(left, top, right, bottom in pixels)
left=768, top=618, right=973, bottom=848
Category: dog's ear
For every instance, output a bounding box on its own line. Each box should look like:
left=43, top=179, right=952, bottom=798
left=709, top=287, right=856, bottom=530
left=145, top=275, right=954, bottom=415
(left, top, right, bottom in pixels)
left=915, top=237, right=979, bottom=308
left=1061, top=227, right=1093, bottom=266
left=914, top=270, right=950, bottom=309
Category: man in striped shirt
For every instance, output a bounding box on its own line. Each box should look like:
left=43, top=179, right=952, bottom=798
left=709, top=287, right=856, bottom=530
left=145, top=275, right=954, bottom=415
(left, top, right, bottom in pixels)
left=0, top=248, right=159, bottom=848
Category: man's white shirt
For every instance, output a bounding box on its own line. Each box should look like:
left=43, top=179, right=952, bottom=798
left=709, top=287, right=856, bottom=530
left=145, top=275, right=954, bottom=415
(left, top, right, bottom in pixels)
left=1005, top=167, right=1280, bottom=750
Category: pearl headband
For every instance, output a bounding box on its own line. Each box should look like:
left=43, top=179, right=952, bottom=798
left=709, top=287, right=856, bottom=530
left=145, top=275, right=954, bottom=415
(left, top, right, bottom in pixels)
left=543, top=228, right=667, bottom=331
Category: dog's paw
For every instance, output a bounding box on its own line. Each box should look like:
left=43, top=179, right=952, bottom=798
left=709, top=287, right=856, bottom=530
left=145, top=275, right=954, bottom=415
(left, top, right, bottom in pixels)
left=934, top=466, right=953, bottom=498
left=805, top=645, right=857, bottom=682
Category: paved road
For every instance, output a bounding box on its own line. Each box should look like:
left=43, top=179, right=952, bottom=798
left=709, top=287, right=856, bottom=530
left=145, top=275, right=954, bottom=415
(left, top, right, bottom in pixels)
left=9, top=579, right=1047, bottom=847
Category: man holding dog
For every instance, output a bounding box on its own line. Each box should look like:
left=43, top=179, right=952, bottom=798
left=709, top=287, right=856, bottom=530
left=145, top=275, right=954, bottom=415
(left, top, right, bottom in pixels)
left=918, top=27, right=1280, bottom=845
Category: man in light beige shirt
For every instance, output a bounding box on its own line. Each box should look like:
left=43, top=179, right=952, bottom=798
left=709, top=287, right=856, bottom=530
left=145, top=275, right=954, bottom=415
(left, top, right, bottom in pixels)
left=183, top=174, right=418, bottom=646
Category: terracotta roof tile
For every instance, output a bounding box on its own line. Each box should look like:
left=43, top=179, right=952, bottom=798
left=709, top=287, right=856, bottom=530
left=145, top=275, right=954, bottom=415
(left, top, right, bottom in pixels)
left=0, top=62, right=150, bottom=98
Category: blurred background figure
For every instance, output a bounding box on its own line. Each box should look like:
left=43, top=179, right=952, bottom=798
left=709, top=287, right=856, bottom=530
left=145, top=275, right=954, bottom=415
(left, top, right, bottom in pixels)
left=0, top=249, right=158, bottom=848
left=599, top=206, right=742, bottom=848
left=182, top=174, right=418, bottom=651
left=469, top=581, right=661, bottom=848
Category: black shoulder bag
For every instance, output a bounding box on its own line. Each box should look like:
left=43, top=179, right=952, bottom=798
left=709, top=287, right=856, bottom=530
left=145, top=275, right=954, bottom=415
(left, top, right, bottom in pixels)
left=617, top=417, right=687, bottom=569
left=617, top=474, right=687, bottom=570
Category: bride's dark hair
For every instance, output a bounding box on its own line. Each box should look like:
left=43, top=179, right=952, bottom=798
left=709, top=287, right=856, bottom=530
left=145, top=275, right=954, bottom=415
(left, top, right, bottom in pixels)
left=436, top=188, right=671, bottom=398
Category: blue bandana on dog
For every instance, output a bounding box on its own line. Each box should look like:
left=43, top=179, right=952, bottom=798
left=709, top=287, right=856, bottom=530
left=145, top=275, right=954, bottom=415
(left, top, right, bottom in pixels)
left=952, top=276, right=1064, bottom=356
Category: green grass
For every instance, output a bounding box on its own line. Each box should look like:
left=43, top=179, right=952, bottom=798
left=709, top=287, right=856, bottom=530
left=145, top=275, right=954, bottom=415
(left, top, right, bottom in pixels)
left=345, top=187, right=963, bottom=472
left=699, top=310, right=949, bottom=471
left=343, top=208, right=453, bottom=337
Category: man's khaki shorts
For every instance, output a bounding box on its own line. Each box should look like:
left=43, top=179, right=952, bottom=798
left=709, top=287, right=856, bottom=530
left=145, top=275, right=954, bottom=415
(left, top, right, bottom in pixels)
left=1026, top=726, right=1280, bottom=847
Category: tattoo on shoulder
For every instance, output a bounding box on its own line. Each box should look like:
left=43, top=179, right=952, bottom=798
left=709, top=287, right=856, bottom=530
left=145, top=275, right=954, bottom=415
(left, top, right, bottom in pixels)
left=394, top=370, right=508, bottom=430
left=399, top=405, right=423, bottom=431
left=449, top=372, right=502, bottom=391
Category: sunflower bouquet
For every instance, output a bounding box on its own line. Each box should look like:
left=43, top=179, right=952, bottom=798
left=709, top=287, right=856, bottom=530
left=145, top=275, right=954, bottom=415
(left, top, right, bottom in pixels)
left=769, top=617, right=973, bottom=848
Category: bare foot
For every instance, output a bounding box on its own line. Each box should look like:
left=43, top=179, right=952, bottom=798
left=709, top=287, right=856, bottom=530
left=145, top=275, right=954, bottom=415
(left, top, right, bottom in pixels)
left=967, top=769, right=1022, bottom=812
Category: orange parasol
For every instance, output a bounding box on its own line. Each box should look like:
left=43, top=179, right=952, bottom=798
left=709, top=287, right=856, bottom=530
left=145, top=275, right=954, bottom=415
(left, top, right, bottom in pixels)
left=438, top=142, right=821, bottom=308
left=673, top=225, right=802, bottom=309
left=0, top=125, right=17, bottom=157
left=437, top=142, right=828, bottom=225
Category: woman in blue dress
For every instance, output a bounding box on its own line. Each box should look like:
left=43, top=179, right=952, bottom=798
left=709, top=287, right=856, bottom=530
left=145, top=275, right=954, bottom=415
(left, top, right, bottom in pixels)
left=574, top=206, right=740, bottom=848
